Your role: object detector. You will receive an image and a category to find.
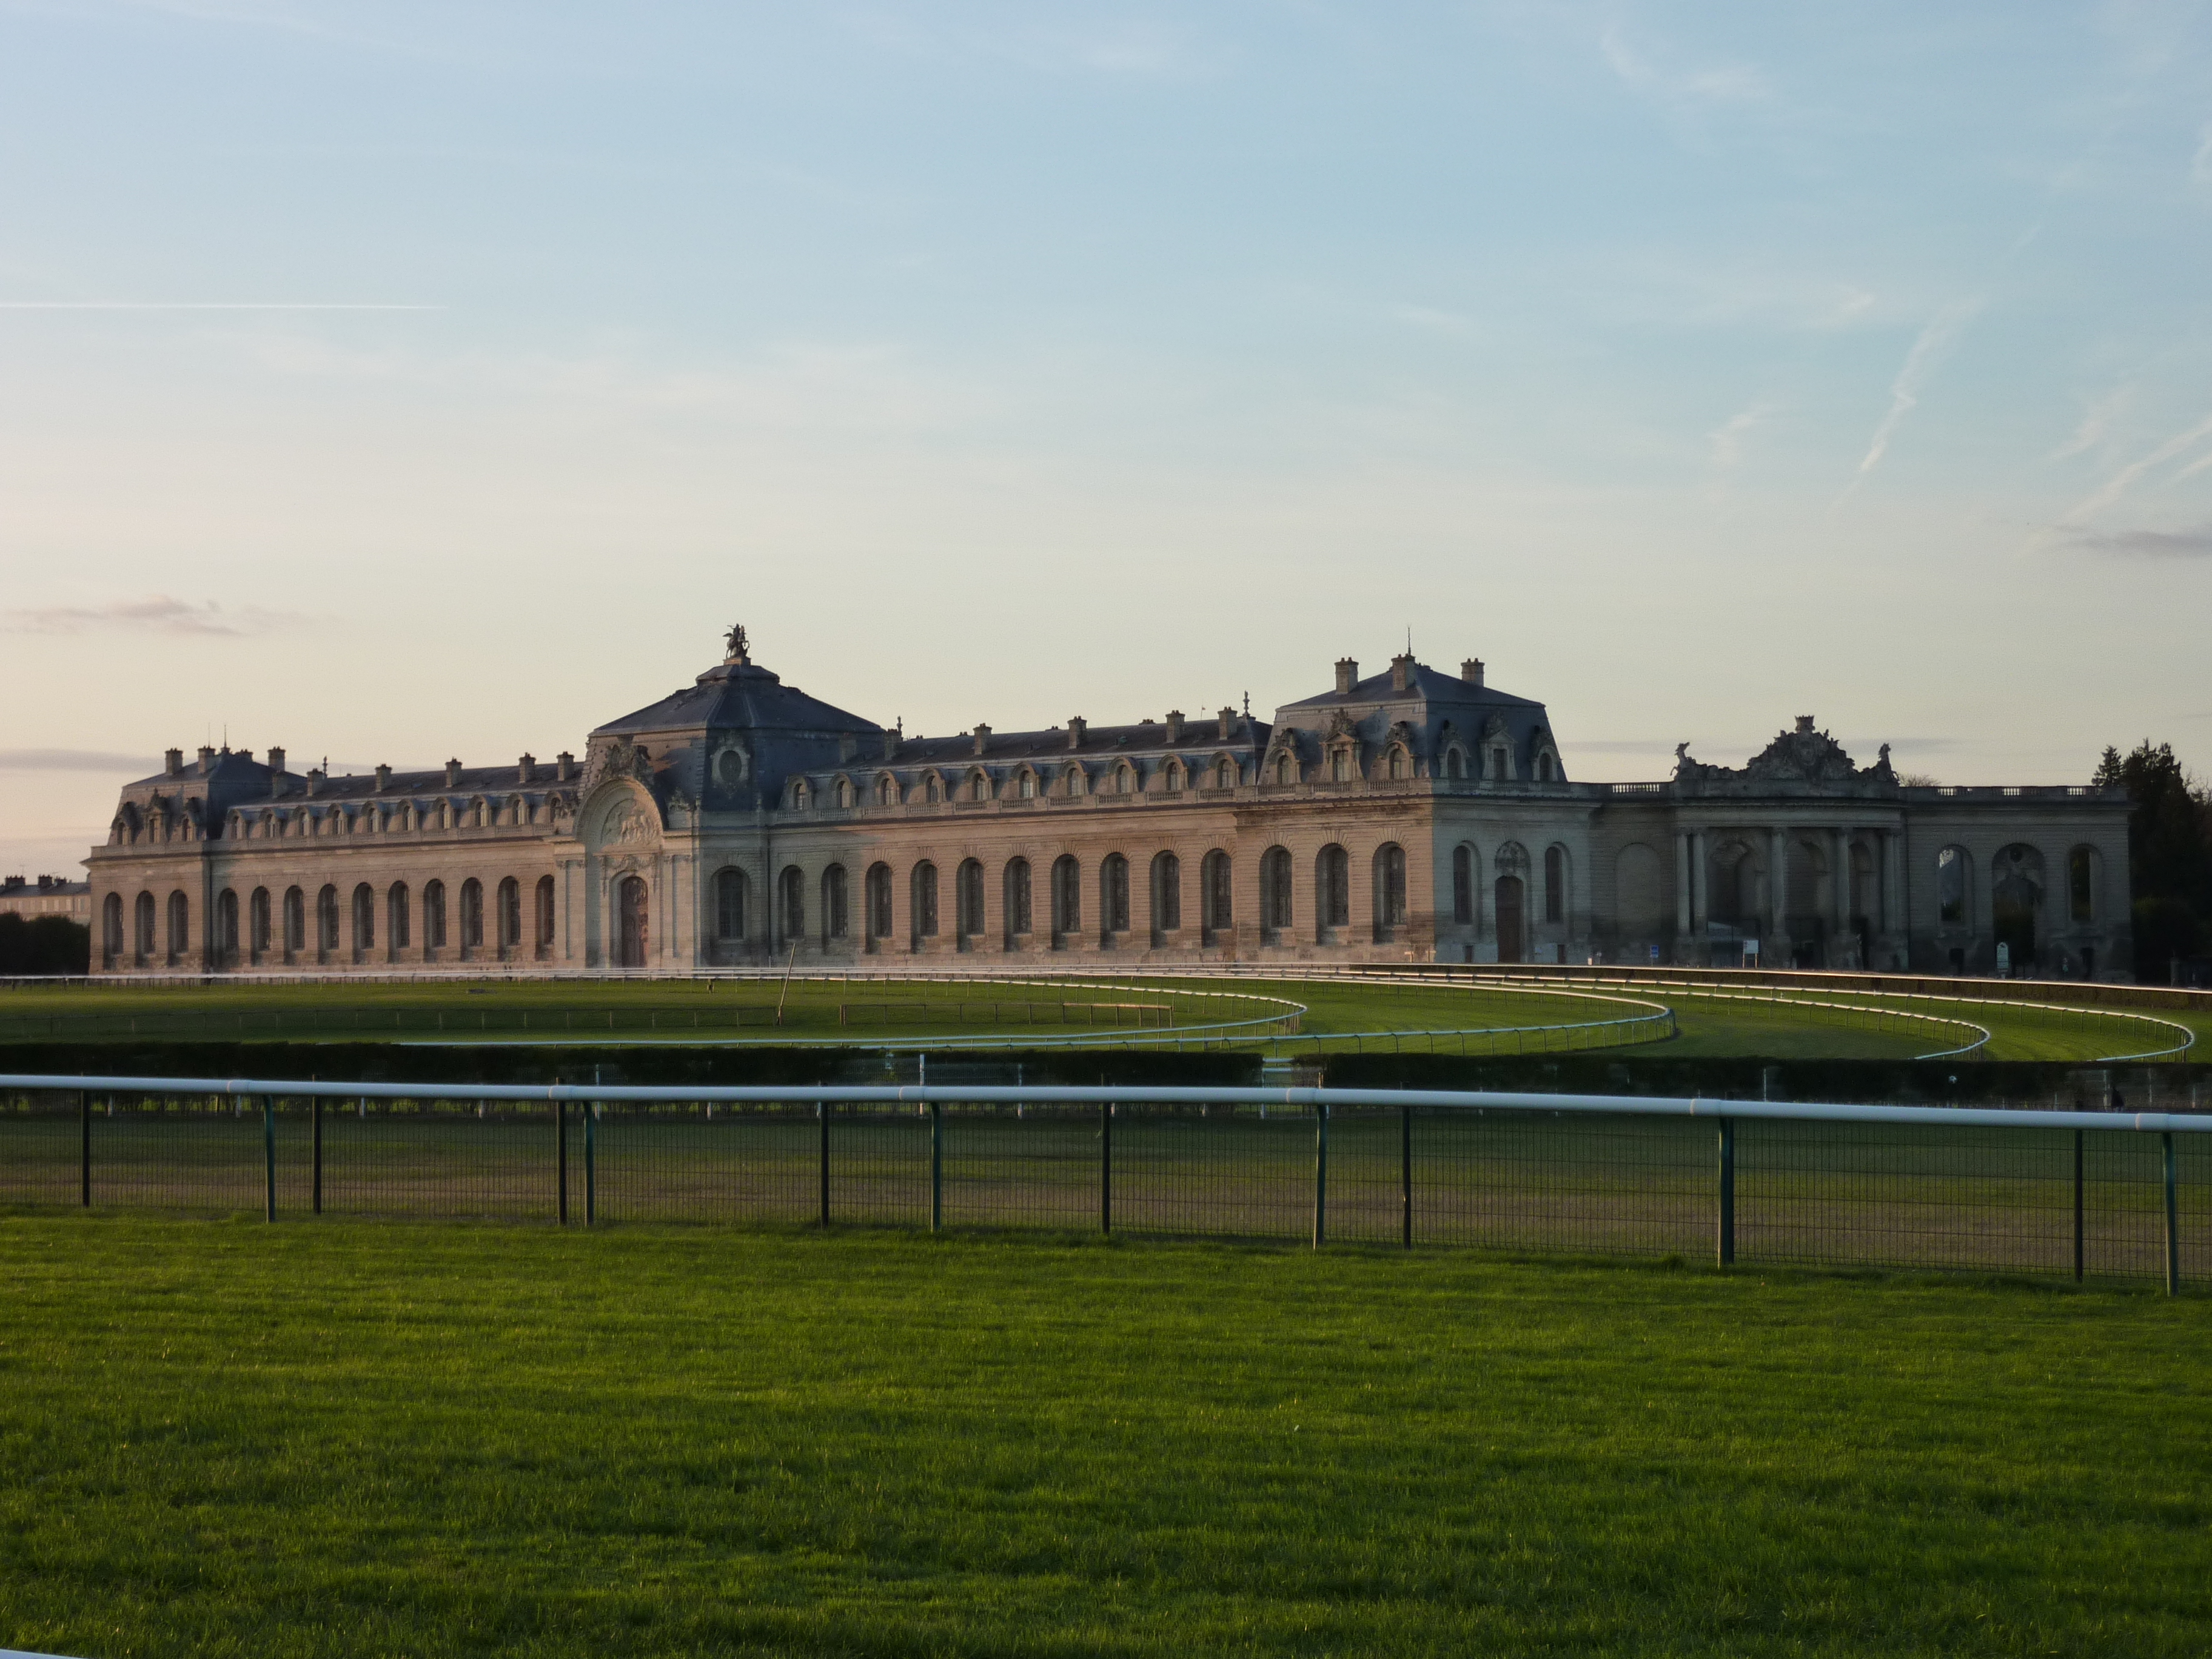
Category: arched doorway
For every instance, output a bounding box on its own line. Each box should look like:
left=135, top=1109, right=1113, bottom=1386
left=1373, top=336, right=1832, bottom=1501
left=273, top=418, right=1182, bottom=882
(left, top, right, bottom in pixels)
left=1992, top=844, right=2043, bottom=973
left=1495, top=875, right=1525, bottom=964
left=617, top=875, right=649, bottom=968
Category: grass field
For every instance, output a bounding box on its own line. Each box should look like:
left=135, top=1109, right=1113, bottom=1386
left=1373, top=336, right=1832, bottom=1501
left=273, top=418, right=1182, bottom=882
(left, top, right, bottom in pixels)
left=0, top=970, right=2199, bottom=1062
left=0, top=1219, right=2207, bottom=1658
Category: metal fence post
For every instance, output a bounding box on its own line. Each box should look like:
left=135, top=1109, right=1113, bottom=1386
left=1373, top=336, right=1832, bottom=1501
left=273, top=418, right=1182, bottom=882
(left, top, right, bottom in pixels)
left=2072, top=1128, right=2083, bottom=1282
left=930, top=1101, right=943, bottom=1233
left=555, top=1098, right=568, bottom=1226
left=1401, top=1097, right=1413, bottom=1250
left=78, top=1090, right=90, bottom=1209
left=1100, top=1101, right=1113, bottom=1235
left=2164, top=1131, right=2179, bottom=1296
left=262, top=1094, right=276, bottom=1223
left=819, top=1102, right=831, bottom=1228
left=312, top=1097, right=324, bottom=1216
left=585, top=1101, right=595, bottom=1227
left=1716, top=1117, right=1735, bottom=1267
left=1313, top=1102, right=1329, bottom=1250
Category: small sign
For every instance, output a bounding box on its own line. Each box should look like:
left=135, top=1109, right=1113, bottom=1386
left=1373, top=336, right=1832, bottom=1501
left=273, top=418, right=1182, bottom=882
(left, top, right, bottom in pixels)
left=1648, top=944, right=1661, bottom=963
left=1996, top=942, right=2011, bottom=978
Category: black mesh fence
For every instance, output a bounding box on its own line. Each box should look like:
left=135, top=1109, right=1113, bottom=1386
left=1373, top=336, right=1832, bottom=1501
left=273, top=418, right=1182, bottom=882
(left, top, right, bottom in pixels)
left=2, top=1086, right=2205, bottom=1288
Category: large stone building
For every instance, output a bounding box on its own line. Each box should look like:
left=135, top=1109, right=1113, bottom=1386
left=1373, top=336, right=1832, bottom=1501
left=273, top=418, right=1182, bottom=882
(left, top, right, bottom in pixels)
left=86, top=627, right=2133, bottom=979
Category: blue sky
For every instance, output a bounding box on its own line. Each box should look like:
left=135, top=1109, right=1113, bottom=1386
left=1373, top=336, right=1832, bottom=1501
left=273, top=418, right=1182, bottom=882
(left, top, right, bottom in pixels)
left=4, top=2, right=2211, bottom=874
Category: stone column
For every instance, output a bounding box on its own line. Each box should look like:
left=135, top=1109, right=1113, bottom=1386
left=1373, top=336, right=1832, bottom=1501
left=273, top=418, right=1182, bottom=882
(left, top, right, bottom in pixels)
left=1830, top=828, right=1851, bottom=929
left=1675, top=831, right=1693, bottom=936
left=1689, top=830, right=1708, bottom=931
left=1882, top=831, right=1903, bottom=934
left=1767, top=827, right=1788, bottom=943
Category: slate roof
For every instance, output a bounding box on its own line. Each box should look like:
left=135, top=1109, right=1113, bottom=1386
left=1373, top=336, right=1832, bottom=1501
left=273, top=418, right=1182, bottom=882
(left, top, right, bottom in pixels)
left=1276, top=661, right=1542, bottom=713
left=877, top=719, right=1268, bottom=772
left=592, top=662, right=882, bottom=739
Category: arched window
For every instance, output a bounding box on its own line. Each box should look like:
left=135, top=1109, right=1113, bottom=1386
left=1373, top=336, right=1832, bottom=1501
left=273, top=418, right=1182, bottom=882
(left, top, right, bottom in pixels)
left=102, top=891, right=124, bottom=964
left=1374, top=844, right=1407, bottom=937
left=459, top=878, right=483, bottom=949
left=1153, top=851, right=1181, bottom=933
left=1052, top=854, right=1081, bottom=939
left=1216, top=759, right=1234, bottom=790
left=1936, top=846, right=1969, bottom=926
left=352, top=883, right=375, bottom=952
left=134, top=891, right=156, bottom=962
left=1164, top=761, right=1184, bottom=794
left=970, top=771, right=989, bottom=802
left=823, top=865, right=850, bottom=941
left=2068, top=847, right=2096, bottom=923
left=1202, top=850, right=1232, bottom=935
left=166, top=890, right=190, bottom=962
left=716, top=868, right=748, bottom=940
left=497, top=877, right=521, bottom=949
left=1064, top=767, right=1087, bottom=799
left=1316, top=845, right=1349, bottom=931
left=1446, top=748, right=1465, bottom=781
left=1387, top=748, right=1407, bottom=781
left=1005, top=858, right=1033, bottom=939
left=1275, top=754, right=1294, bottom=786
left=876, top=774, right=896, bottom=806
left=911, top=862, right=939, bottom=939
left=1544, top=846, right=1566, bottom=923
left=423, top=880, right=446, bottom=950
left=1330, top=750, right=1350, bottom=783
left=791, top=778, right=811, bottom=811
left=617, top=874, right=649, bottom=967
left=378, top=883, right=404, bottom=951
left=1018, top=770, right=1036, bottom=800
left=216, top=889, right=240, bottom=966
left=957, top=859, right=985, bottom=937
left=1452, top=846, right=1473, bottom=925
left=925, top=774, right=942, bottom=804
left=866, top=863, right=893, bottom=939
left=315, top=885, right=338, bottom=954
left=249, top=888, right=271, bottom=956
left=535, top=876, right=555, bottom=953
left=1537, top=752, right=1556, bottom=782
left=1101, top=854, right=1130, bottom=936
left=836, top=776, right=854, bottom=809
left=1261, top=846, right=1293, bottom=933
left=1115, top=765, right=1134, bottom=796
left=780, top=865, right=805, bottom=942
left=1495, top=873, right=1525, bottom=963
left=283, top=887, right=304, bottom=956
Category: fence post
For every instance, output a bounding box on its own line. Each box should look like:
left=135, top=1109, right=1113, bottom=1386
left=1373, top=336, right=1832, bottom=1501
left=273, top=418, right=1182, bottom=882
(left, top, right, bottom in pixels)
left=930, top=1101, right=943, bottom=1234
left=819, top=1102, right=831, bottom=1228
left=78, top=1090, right=90, bottom=1209
left=2164, top=1131, right=2179, bottom=1297
left=2072, top=1128, right=2083, bottom=1282
left=585, top=1102, right=595, bottom=1227
left=555, top=1098, right=568, bottom=1225
left=1100, top=1101, right=1113, bottom=1235
left=1313, top=1101, right=1329, bottom=1250
left=1716, top=1117, right=1735, bottom=1267
left=1400, top=1096, right=1413, bottom=1250
left=312, top=1097, right=324, bottom=1216
left=262, top=1094, right=276, bottom=1223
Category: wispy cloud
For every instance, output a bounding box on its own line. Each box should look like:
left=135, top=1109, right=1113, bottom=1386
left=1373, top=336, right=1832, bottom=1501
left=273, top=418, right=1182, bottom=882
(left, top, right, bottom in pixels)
left=2048, top=383, right=2133, bottom=461
left=1600, top=27, right=1769, bottom=106
left=2060, top=524, right=2212, bottom=558
left=2062, top=409, right=2212, bottom=521
left=1, top=596, right=306, bottom=637
left=0, top=301, right=440, bottom=311
left=1844, top=299, right=1982, bottom=489
left=1707, top=403, right=1776, bottom=469
left=1394, top=304, right=1480, bottom=340
left=2196, top=123, right=2212, bottom=186
left=0, top=749, right=159, bottom=774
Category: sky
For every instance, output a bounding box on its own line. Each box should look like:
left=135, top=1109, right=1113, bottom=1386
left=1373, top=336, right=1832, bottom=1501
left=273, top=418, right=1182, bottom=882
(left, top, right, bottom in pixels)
left=4, top=1, right=2212, bottom=878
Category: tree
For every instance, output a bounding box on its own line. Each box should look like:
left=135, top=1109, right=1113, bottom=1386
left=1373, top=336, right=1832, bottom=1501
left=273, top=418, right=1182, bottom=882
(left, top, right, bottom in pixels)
left=2094, top=742, right=2212, bottom=982
left=0, top=914, right=90, bottom=976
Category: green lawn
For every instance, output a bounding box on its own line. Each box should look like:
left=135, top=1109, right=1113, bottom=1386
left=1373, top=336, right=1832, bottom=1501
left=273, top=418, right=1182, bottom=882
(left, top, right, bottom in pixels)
left=1, top=1220, right=2206, bottom=1657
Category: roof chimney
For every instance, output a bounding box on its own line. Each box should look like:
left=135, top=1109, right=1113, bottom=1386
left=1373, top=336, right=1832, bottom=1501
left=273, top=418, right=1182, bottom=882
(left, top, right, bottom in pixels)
left=306, top=768, right=323, bottom=797
left=1067, top=717, right=1087, bottom=749
left=445, top=759, right=463, bottom=787
left=1218, top=706, right=1236, bottom=741
left=196, top=745, right=216, bottom=776
left=518, top=752, right=536, bottom=784
left=972, top=723, right=991, bottom=756
left=266, top=746, right=285, bottom=774
left=1165, top=710, right=1184, bottom=743
left=1390, top=654, right=1413, bottom=694
left=1335, top=658, right=1358, bottom=695
left=375, top=763, right=391, bottom=792
left=556, top=751, right=574, bottom=782
left=1461, top=658, right=1484, bottom=688
left=164, top=747, right=183, bottom=779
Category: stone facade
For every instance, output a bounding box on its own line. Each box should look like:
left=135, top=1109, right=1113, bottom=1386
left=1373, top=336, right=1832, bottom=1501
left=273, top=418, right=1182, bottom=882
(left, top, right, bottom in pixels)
left=0, top=875, right=90, bottom=923
left=85, top=630, right=2135, bottom=979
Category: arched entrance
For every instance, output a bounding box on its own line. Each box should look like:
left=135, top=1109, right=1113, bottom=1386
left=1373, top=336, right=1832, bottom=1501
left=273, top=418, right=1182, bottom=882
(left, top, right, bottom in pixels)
left=1992, top=844, right=2043, bottom=973
left=1495, top=875, right=1525, bottom=964
left=617, top=875, right=649, bottom=968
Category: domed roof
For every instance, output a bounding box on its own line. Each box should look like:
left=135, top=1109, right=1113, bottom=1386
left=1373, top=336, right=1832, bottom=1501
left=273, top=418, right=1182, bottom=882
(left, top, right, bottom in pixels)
left=590, top=628, right=882, bottom=741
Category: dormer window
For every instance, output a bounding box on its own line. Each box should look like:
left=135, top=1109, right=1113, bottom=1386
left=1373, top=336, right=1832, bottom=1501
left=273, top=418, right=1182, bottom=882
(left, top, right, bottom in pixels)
left=1330, top=751, right=1349, bottom=783
left=1116, top=764, right=1134, bottom=794
left=1019, top=770, right=1036, bottom=799
left=1275, top=754, right=1293, bottom=785
left=925, top=774, right=941, bottom=804
left=970, top=772, right=988, bottom=802
left=793, top=779, right=811, bottom=810
left=836, top=777, right=854, bottom=808
left=1165, top=760, right=1184, bottom=794
left=877, top=774, right=896, bottom=806
left=1536, top=752, right=1555, bottom=782
left=1387, top=748, right=1407, bottom=780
